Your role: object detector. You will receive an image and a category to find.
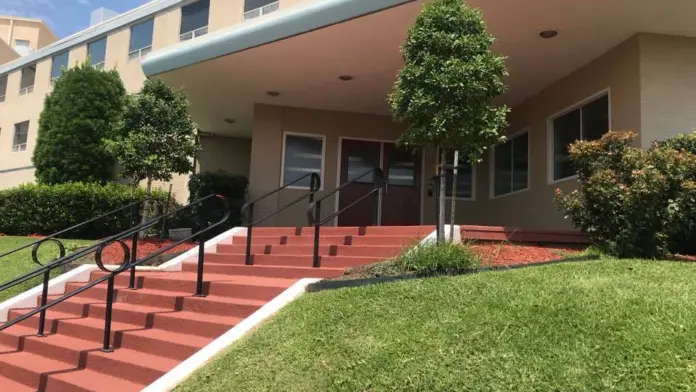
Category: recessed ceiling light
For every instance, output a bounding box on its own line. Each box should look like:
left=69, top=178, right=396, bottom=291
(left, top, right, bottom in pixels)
left=539, top=30, right=558, bottom=39
left=267, top=91, right=280, bottom=97
left=338, top=75, right=354, bottom=81
left=224, top=118, right=236, bottom=124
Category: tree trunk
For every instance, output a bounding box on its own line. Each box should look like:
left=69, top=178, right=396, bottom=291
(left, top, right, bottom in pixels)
left=438, top=149, right=447, bottom=244
left=450, top=150, right=459, bottom=242
left=140, top=179, right=152, bottom=239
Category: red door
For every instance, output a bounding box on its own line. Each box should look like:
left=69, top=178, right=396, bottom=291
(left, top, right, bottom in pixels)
left=381, top=143, right=422, bottom=226
left=337, top=140, right=381, bottom=227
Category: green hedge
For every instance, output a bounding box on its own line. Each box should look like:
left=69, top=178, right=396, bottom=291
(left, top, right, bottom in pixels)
left=171, top=171, right=248, bottom=236
left=0, top=183, right=169, bottom=239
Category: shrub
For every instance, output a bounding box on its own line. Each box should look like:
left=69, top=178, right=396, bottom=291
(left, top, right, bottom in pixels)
left=33, top=61, right=127, bottom=184
left=168, top=172, right=248, bottom=235
left=555, top=131, right=696, bottom=258
left=0, top=183, right=169, bottom=239
left=395, top=242, right=480, bottom=275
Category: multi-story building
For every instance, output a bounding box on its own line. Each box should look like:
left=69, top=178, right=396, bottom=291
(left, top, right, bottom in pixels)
left=0, top=0, right=300, bottom=202
left=2, top=0, right=696, bottom=231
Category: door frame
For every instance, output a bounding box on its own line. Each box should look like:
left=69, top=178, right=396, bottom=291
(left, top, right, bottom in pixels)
left=335, top=136, right=426, bottom=227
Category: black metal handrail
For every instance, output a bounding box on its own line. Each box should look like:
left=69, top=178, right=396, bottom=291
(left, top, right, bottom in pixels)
left=0, top=197, right=166, bottom=267
left=306, top=168, right=385, bottom=268
left=0, top=194, right=230, bottom=353
left=240, top=173, right=320, bottom=265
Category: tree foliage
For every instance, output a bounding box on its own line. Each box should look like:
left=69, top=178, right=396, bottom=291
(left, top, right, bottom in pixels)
left=33, top=61, right=126, bottom=184
left=105, top=78, right=199, bottom=187
left=389, top=0, right=509, bottom=163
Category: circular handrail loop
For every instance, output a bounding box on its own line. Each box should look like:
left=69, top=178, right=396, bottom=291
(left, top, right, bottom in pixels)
left=31, top=239, right=66, bottom=267
left=94, top=240, right=131, bottom=273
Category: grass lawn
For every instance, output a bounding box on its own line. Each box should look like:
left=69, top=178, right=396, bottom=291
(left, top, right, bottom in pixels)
left=177, top=258, right=696, bottom=392
left=0, top=236, right=92, bottom=302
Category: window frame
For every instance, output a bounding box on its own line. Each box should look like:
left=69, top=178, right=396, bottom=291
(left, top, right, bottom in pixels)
left=179, top=0, right=210, bottom=41
left=0, top=74, right=7, bottom=104
left=87, top=37, right=108, bottom=70
left=19, top=65, right=36, bottom=96
left=436, top=147, right=477, bottom=202
left=279, top=131, right=326, bottom=190
left=489, top=128, right=531, bottom=200
left=12, top=121, right=29, bottom=153
left=547, top=88, right=612, bottom=185
left=243, top=0, right=280, bottom=21
left=128, top=18, right=154, bottom=61
left=51, top=52, right=69, bottom=82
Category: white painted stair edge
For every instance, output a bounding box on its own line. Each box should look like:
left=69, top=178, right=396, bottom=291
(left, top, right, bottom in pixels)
left=0, top=227, right=246, bottom=322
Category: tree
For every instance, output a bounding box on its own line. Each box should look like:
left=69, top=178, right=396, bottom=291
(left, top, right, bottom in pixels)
left=33, top=61, right=126, bottom=184
left=389, top=0, right=509, bottom=242
left=105, top=78, right=199, bottom=228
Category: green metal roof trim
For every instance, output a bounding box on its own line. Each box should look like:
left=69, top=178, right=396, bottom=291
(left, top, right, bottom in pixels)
left=141, top=0, right=414, bottom=76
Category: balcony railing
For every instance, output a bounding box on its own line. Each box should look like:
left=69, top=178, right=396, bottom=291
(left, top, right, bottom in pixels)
left=12, top=143, right=27, bottom=152
left=93, top=62, right=105, bottom=70
left=19, top=86, right=34, bottom=96
left=243, top=1, right=280, bottom=21
left=180, top=26, right=208, bottom=42
left=128, top=46, right=153, bottom=61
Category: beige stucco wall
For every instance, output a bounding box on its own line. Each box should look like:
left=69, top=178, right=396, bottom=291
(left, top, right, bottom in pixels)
left=639, top=34, right=696, bottom=148
left=0, top=41, right=18, bottom=65
left=199, top=136, right=252, bottom=177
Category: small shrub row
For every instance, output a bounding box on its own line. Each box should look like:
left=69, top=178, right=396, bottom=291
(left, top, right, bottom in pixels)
left=0, top=182, right=169, bottom=239
left=555, top=131, right=696, bottom=258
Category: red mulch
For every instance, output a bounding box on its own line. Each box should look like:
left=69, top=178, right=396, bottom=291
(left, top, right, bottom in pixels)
left=470, top=243, right=583, bottom=267
left=98, top=239, right=196, bottom=264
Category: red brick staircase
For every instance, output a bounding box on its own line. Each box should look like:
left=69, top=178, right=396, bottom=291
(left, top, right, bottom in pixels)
left=0, top=226, right=432, bottom=391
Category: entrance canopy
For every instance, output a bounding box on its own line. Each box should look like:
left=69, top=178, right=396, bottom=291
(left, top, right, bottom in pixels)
left=142, top=0, right=696, bottom=137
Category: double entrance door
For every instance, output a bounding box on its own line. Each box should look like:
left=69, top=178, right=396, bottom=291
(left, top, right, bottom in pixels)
left=337, top=139, right=422, bottom=227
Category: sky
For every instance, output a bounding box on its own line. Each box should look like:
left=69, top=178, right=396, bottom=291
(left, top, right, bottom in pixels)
left=0, top=0, right=152, bottom=38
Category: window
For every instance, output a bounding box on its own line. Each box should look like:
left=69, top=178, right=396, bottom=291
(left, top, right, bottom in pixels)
left=551, top=93, right=609, bottom=181
left=129, top=19, right=154, bottom=60
left=439, top=151, right=474, bottom=199
left=19, top=65, right=36, bottom=95
left=14, top=39, right=31, bottom=56
left=493, top=132, right=529, bottom=197
left=180, top=0, right=209, bottom=41
left=243, top=0, right=280, bottom=21
left=0, top=75, right=7, bottom=103
left=281, top=134, right=324, bottom=188
left=88, top=37, right=107, bottom=69
left=12, top=121, right=29, bottom=152
left=51, top=52, right=69, bottom=81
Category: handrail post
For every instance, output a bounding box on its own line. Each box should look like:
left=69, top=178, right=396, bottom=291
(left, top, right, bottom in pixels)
left=245, top=203, right=254, bottom=266
left=101, top=275, right=115, bottom=352
left=373, top=170, right=382, bottom=226
left=36, top=269, right=50, bottom=337
left=128, top=231, right=139, bottom=290
left=312, top=201, right=321, bottom=268
left=195, top=201, right=207, bottom=297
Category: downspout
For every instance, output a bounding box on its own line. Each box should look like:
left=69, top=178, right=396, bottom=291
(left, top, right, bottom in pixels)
left=7, top=19, right=14, bottom=45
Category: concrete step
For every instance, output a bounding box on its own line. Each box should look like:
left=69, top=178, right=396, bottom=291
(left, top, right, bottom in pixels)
left=90, top=270, right=295, bottom=299
left=231, top=234, right=422, bottom=247
left=0, top=344, right=145, bottom=392
left=215, top=243, right=403, bottom=258
left=0, top=325, right=175, bottom=385
left=246, top=226, right=433, bottom=237
left=200, top=253, right=384, bottom=269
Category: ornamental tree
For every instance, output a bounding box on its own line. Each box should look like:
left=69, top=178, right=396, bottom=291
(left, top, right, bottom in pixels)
left=33, top=61, right=126, bottom=184
left=389, top=0, right=509, bottom=242
left=105, top=78, right=199, bottom=225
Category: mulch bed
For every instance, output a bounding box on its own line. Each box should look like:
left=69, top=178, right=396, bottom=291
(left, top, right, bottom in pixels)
left=470, top=242, right=583, bottom=267
left=97, top=239, right=197, bottom=264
